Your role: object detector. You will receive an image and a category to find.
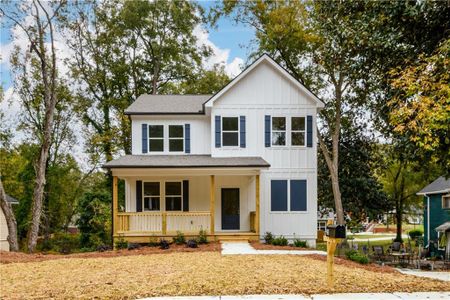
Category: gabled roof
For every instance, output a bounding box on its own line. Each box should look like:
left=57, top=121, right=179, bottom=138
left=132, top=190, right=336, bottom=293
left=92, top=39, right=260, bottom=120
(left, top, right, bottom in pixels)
left=204, top=53, right=325, bottom=108
left=417, top=176, right=450, bottom=195
left=125, top=95, right=211, bottom=115
left=5, top=194, right=19, bottom=204
left=103, top=155, right=270, bottom=169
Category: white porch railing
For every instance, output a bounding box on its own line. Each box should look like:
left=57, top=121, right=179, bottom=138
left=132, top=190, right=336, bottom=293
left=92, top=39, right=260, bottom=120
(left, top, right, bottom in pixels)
left=117, top=211, right=211, bottom=234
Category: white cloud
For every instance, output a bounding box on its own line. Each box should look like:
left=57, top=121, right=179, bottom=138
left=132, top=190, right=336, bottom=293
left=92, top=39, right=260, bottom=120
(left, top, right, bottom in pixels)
left=193, top=25, right=244, bottom=77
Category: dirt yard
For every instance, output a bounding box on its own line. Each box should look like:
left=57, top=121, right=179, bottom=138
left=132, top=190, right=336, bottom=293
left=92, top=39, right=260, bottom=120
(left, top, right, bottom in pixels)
left=1, top=251, right=448, bottom=299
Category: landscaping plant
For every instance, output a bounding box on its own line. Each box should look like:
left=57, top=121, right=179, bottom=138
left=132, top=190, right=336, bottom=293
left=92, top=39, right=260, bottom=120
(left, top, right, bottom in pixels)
left=345, top=249, right=369, bottom=264
left=159, top=239, right=170, bottom=250
left=293, top=239, right=308, bottom=248
left=198, top=229, right=208, bottom=244
left=173, top=231, right=186, bottom=245
left=186, top=239, right=198, bottom=248
left=263, top=232, right=274, bottom=244
left=272, top=236, right=288, bottom=246
left=115, top=237, right=128, bottom=250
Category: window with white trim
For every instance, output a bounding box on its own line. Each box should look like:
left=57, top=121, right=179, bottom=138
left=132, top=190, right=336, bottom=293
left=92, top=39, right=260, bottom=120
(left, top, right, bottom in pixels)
left=143, top=182, right=160, bottom=211
left=271, top=117, right=286, bottom=146
left=165, top=181, right=182, bottom=211
left=169, top=125, right=184, bottom=152
left=149, top=125, right=164, bottom=152
left=291, top=117, right=306, bottom=146
left=222, top=117, right=239, bottom=146
left=443, top=194, right=450, bottom=209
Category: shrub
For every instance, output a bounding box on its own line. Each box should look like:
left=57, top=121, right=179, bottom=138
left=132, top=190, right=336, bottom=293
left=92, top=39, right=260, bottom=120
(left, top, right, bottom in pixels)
left=408, top=229, right=423, bottom=240
left=272, top=236, right=288, bottom=246
left=115, top=237, right=128, bottom=250
left=96, top=244, right=112, bottom=252
left=159, top=239, right=170, bottom=250
left=293, top=239, right=307, bottom=248
left=345, top=249, right=369, bottom=264
left=186, top=239, right=198, bottom=248
left=127, top=243, right=141, bottom=250
left=148, top=235, right=159, bottom=247
left=52, top=233, right=80, bottom=254
left=197, top=229, right=208, bottom=244
left=173, top=231, right=186, bottom=245
left=263, top=232, right=274, bottom=244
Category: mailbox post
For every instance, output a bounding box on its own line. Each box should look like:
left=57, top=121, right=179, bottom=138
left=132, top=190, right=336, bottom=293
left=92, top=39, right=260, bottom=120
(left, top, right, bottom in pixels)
left=325, top=222, right=346, bottom=287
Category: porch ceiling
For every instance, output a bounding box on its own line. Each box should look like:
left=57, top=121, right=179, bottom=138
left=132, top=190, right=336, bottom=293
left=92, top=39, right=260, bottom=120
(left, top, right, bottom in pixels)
left=103, top=155, right=270, bottom=169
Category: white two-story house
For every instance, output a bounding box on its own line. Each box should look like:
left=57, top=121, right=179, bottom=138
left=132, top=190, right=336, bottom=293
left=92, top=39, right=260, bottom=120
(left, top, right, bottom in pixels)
left=104, top=54, right=324, bottom=246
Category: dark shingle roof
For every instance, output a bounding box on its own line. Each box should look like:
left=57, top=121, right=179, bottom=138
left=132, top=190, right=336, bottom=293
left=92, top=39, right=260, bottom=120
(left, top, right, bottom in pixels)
left=124, top=95, right=212, bottom=115
left=417, top=176, right=450, bottom=195
left=6, top=194, right=19, bottom=204
left=103, top=155, right=270, bottom=169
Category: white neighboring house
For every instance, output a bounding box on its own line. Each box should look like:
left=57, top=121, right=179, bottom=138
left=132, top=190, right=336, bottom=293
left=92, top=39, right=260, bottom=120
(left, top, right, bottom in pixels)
left=0, top=194, right=19, bottom=251
left=104, top=54, right=324, bottom=247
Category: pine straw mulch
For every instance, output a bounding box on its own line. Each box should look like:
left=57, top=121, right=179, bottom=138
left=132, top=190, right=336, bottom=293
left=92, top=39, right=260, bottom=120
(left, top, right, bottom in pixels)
left=0, top=242, right=220, bottom=264
left=1, top=252, right=449, bottom=299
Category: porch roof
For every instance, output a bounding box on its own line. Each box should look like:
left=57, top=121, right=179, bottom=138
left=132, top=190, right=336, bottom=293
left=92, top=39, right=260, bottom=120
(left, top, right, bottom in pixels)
left=103, top=155, right=270, bottom=169
left=124, top=94, right=211, bottom=115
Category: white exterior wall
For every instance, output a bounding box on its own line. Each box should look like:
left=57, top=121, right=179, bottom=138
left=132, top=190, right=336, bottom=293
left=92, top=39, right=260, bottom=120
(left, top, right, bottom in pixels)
left=131, top=115, right=211, bottom=155
left=210, top=61, right=318, bottom=245
left=0, top=208, right=10, bottom=251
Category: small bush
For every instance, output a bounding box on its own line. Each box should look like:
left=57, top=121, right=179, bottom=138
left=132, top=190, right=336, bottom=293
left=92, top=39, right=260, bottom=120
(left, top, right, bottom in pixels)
left=52, top=233, right=80, bottom=254
left=264, top=232, right=274, bottom=244
left=159, top=239, right=170, bottom=250
left=173, top=231, right=186, bottom=245
left=127, top=243, right=141, bottom=250
left=115, top=237, right=128, bottom=250
left=148, top=235, right=159, bottom=247
left=408, top=229, right=423, bottom=240
left=293, top=239, right=307, bottom=248
left=345, top=249, right=369, bottom=264
left=272, top=236, right=288, bottom=246
left=415, top=236, right=424, bottom=247
left=96, top=244, right=112, bottom=252
left=197, top=229, right=208, bottom=244
left=186, top=239, right=198, bottom=248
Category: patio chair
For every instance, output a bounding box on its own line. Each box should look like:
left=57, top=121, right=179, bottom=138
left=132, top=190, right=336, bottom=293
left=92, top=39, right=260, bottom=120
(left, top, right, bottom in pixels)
left=391, top=241, right=402, bottom=252
left=370, top=245, right=386, bottom=264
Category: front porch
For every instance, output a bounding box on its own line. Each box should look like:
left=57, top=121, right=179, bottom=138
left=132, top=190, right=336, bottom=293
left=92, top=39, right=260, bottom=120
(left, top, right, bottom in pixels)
left=112, top=173, right=261, bottom=243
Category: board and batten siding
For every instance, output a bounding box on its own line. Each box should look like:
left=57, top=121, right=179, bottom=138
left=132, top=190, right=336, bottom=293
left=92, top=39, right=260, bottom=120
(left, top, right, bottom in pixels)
left=131, top=115, right=211, bottom=155
left=0, top=208, right=10, bottom=251
left=210, top=60, right=318, bottom=245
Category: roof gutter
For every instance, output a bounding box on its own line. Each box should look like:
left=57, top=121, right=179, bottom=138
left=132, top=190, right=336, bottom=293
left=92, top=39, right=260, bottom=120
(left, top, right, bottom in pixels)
left=417, top=188, right=450, bottom=196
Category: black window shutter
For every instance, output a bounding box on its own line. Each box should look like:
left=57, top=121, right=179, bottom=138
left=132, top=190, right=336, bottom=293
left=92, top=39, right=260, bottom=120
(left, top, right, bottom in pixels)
left=270, top=180, right=288, bottom=211
left=240, top=116, right=246, bottom=148
left=136, top=180, right=143, bottom=212
left=307, top=115, right=313, bottom=147
left=265, top=115, right=271, bottom=147
left=290, top=180, right=307, bottom=211
left=215, top=115, right=221, bottom=148
left=183, top=180, right=189, bottom=211
left=142, top=124, right=148, bottom=153
left=185, top=124, right=191, bottom=153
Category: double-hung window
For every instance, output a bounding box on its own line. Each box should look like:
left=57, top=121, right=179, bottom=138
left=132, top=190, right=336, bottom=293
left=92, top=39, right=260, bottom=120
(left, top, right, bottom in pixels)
left=149, top=125, right=164, bottom=152
left=443, top=194, right=450, bottom=209
left=222, top=117, right=239, bottom=147
left=169, top=125, right=184, bottom=152
left=165, top=182, right=182, bottom=211
left=270, top=179, right=307, bottom=212
left=143, top=182, right=160, bottom=211
left=291, top=117, right=306, bottom=146
left=271, top=117, right=286, bottom=146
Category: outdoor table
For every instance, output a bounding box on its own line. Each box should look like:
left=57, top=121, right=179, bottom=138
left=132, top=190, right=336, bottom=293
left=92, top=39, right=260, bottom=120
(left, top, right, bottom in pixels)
left=391, top=252, right=412, bottom=267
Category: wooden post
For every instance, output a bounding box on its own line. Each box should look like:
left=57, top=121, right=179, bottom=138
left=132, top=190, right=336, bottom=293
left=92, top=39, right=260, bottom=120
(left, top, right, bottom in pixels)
left=112, top=176, right=118, bottom=244
left=210, top=175, right=215, bottom=235
left=326, top=237, right=339, bottom=287
left=255, top=174, right=260, bottom=238
left=162, top=212, right=167, bottom=235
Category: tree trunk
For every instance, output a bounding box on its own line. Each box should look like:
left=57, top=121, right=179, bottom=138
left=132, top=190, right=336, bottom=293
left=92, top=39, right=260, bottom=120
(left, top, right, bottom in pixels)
left=0, top=174, right=19, bottom=251
left=395, top=203, right=403, bottom=242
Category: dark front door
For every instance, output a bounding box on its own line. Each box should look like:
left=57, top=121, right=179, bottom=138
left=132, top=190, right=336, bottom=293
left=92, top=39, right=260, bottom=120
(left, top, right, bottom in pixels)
left=221, top=188, right=240, bottom=230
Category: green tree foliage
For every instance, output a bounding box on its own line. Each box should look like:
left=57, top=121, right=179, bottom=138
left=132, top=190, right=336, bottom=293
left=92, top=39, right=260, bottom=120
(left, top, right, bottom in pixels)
left=318, top=120, right=388, bottom=222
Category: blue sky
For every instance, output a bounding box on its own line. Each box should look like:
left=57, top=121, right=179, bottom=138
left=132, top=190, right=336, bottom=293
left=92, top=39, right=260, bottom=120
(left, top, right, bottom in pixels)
left=0, top=1, right=255, bottom=91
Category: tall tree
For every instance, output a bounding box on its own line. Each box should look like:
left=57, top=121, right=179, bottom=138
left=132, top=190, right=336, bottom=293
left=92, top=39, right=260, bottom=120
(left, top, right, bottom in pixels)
left=0, top=173, right=19, bottom=251
left=1, top=0, right=68, bottom=252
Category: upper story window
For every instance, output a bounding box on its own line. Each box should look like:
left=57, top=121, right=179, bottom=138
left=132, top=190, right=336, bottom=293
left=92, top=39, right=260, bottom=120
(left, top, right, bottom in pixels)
left=271, top=117, right=286, bottom=146
left=143, top=182, right=160, bottom=211
left=169, top=125, right=184, bottom=152
left=222, top=117, right=239, bottom=147
left=443, top=194, right=450, bottom=209
left=291, top=117, right=306, bottom=146
left=149, top=125, right=164, bottom=152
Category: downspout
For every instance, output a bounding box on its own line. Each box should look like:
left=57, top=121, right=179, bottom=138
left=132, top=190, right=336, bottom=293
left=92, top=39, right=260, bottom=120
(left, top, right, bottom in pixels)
left=426, top=195, right=430, bottom=247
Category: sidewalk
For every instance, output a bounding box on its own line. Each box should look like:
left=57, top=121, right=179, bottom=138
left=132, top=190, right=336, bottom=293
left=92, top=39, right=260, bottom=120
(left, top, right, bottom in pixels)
left=142, top=292, right=450, bottom=300
left=396, top=268, right=450, bottom=282
left=221, top=242, right=326, bottom=256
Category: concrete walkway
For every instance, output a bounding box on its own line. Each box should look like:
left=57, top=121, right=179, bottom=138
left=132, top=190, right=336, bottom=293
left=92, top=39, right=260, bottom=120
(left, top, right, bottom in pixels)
left=396, top=268, right=450, bottom=282
left=142, top=292, right=450, bottom=299
left=221, top=242, right=326, bottom=256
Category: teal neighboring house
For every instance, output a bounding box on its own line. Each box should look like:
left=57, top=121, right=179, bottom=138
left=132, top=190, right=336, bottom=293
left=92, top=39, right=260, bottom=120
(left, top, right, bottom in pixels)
left=417, top=176, right=450, bottom=258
